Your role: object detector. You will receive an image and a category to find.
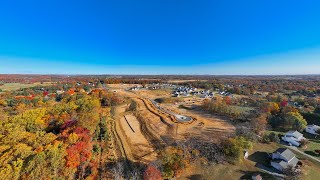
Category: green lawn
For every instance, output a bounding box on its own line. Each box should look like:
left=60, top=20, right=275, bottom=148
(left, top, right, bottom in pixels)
left=300, top=132, right=320, bottom=158
left=265, top=130, right=285, bottom=136
left=0, top=83, right=51, bottom=91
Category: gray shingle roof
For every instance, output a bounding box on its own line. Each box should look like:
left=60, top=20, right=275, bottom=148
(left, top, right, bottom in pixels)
left=273, top=157, right=299, bottom=169
left=287, top=130, right=303, bottom=138
left=274, top=148, right=295, bottom=162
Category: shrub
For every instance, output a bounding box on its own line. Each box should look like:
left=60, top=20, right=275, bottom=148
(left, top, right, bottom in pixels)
left=221, top=136, right=252, bottom=163
left=268, top=132, right=280, bottom=143
left=261, top=134, right=270, bottom=143
left=160, top=146, right=188, bottom=178
left=283, top=165, right=301, bottom=180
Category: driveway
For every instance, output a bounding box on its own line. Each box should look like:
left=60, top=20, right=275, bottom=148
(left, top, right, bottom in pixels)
left=255, top=163, right=285, bottom=178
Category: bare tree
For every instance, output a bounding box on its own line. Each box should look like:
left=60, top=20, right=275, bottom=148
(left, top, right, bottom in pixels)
left=283, top=165, right=301, bottom=180
left=112, top=161, right=124, bottom=180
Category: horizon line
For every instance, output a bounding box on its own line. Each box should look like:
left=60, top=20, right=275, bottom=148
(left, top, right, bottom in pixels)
left=1, top=73, right=320, bottom=76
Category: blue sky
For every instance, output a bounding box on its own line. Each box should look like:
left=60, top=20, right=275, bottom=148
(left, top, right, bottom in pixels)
left=0, top=0, right=320, bottom=75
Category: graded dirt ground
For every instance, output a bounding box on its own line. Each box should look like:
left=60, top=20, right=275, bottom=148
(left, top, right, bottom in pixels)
left=119, top=113, right=157, bottom=163
left=130, top=89, right=235, bottom=142
left=112, top=86, right=235, bottom=144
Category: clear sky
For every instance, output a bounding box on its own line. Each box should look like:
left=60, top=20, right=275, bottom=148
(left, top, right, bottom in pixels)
left=0, top=0, right=320, bottom=75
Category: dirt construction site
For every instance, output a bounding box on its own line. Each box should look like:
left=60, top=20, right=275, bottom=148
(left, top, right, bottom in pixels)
left=107, top=84, right=236, bottom=165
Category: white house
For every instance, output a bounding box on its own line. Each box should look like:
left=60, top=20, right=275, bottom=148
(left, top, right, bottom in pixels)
left=281, top=130, right=305, bottom=147
left=305, top=124, right=320, bottom=135
left=56, top=90, right=64, bottom=95
left=271, top=148, right=299, bottom=172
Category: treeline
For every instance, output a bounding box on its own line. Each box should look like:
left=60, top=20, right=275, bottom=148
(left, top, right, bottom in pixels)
left=0, top=85, right=125, bottom=179
left=202, top=96, right=309, bottom=132
left=176, top=77, right=320, bottom=96
left=103, top=78, right=162, bottom=85
left=202, top=96, right=258, bottom=121
left=3, top=75, right=320, bottom=96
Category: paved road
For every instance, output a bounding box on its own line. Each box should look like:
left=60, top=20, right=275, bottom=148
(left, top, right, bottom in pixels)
left=255, top=163, right=285, bottom=178
left=285, top=145, right=320, bottom=163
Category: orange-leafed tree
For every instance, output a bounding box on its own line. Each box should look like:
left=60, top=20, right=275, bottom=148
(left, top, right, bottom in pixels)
left=143, top=164, right=162, bottom=180
left=262, top=102, right=280, bottom=114
left=223, top=96, right=232, bottom=105
left=65, top=127, right=92, bottom=168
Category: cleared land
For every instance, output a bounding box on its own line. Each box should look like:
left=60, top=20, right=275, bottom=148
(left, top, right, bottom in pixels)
left=109, top=85, right=320, bottom=179
left=111, top=86, right=236, bottom=150
left=119, top=113, right=157, bottom=163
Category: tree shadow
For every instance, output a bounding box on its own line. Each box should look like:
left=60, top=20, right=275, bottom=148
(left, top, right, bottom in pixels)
left=247, top=151, right=270, bottom=167
left=186, top=174, right=203, bottom=180
left=305, top=151, right=320, bottom=157
left=238, top=170, right=276, bottom=180
left=303, top=132, right=320, bottom=141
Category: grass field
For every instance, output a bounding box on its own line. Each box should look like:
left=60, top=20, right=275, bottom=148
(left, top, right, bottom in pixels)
left=230, top=105, right=255, bottom=114
left=0, top=83, right=51, bottom=91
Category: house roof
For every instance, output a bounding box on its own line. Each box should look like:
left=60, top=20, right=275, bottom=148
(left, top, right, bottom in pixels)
left=286, top=130, right=303, bottom=137
left=289, top=157, right=299, bottom=166
left=274, top=148, right=296, bottom=162
left=307, top=124, right=320, bottom=129
left=272, top=156, right=299, bottom=169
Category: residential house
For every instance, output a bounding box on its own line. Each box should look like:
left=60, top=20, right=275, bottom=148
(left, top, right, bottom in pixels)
left=173, top=92, right=180, bottom=97
left=271, top=148, right=299, bottom=172
left=305, top=124, right=320, bottom=135
left=281, top=130, right=305, bottom=147
left=56, top=90, right=64, bottom=95
left=200, top=95, right=209, bottom=98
